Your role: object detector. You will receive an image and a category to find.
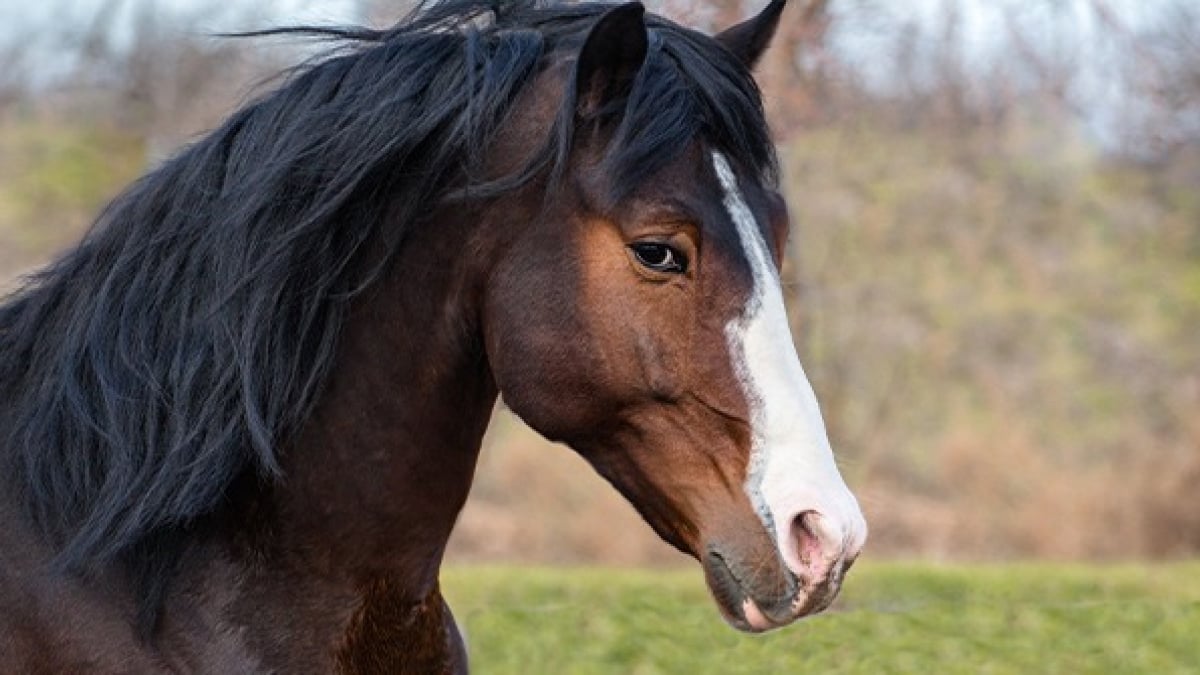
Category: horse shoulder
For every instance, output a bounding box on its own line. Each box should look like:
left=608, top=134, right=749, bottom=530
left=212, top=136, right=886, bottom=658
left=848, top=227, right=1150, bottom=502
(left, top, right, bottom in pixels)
left=0, top=503, right=164, bottom=673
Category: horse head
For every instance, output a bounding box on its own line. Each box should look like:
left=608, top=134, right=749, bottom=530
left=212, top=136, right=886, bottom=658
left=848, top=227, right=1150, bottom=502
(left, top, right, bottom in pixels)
left=482, top=0, right=867, bottom=631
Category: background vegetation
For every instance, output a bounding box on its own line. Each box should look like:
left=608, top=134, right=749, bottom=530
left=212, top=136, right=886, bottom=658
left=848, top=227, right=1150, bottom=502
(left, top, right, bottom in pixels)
left=4, top=2, right=1196, bottom=672
left=441, top=562, right=1200, bottom=673
left=1, top=0, right=1197, bottom=566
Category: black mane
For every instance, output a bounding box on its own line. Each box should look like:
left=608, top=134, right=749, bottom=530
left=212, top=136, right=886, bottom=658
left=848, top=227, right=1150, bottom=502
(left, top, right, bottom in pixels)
left=0, top=0, right=775, bottom=623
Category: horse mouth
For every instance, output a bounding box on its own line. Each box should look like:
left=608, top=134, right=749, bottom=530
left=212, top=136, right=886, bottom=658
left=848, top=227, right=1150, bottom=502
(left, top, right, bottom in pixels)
left=702, top=550, right=847, bottom=633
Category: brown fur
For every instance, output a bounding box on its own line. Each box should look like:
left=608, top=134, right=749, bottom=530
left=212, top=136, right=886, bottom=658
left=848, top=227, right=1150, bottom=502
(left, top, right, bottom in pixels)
left=0, top=3, right=820, bottom=672
left=336, top=581, right=465, bottom=675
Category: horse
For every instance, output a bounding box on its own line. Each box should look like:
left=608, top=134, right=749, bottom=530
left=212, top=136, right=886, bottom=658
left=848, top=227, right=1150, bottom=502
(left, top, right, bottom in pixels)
left=0, top=0, right=866, bottom=671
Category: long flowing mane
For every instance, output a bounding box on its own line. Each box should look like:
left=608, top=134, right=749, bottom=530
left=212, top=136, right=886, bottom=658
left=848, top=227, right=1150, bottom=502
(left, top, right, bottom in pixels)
left=0, top=0, right=775, bottom=615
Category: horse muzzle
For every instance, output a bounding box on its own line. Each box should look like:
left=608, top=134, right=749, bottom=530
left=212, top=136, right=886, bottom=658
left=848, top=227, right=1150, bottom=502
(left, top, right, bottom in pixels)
left=703, top=511, right=864, bottom=633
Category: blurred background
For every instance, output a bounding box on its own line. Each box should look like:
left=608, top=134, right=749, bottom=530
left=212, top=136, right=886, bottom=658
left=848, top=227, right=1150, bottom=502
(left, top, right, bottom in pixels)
left=0, top=0, right=1196, bottom=568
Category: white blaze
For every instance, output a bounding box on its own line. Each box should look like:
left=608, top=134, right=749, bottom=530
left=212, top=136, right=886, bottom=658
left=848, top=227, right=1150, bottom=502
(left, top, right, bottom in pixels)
left=712, top=152, right=866, bottom=578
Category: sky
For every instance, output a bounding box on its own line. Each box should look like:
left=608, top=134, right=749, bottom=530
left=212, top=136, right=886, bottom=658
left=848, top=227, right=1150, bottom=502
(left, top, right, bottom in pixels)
left=0, top=0, right=1156, bottom=41
left=0, top=0, right=363, bottom=29
left=0, top=0, right=1177, bottom=149
left=0, top=0, right=1163, bottom=88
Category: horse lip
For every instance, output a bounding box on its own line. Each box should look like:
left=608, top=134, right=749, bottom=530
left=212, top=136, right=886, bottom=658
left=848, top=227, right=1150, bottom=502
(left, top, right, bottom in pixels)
left=704, top=546, right=851, bottom=632
left=703, top=550, right=748, bottom=626
left=703, top=549, right=798, bottom=631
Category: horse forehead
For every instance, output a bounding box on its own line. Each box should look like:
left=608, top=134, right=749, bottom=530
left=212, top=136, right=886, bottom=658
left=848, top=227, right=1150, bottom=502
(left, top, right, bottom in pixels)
left=696, top=157, right=768, bottom=301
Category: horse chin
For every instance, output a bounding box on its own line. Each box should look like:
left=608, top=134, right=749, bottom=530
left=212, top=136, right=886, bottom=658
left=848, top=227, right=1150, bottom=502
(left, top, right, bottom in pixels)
left=701, top=549, right=843, bottom=634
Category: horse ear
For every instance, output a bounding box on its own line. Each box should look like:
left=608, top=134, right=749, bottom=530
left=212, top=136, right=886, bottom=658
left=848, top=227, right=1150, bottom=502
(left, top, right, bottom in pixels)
left=714, top=0, right=786, bottom=70
left=575, top=2, right=648, bottom=117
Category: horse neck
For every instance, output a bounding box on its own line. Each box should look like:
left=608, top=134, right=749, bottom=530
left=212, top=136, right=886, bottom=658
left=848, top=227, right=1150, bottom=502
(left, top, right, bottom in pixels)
left=258, top=206, right=498, bottom=599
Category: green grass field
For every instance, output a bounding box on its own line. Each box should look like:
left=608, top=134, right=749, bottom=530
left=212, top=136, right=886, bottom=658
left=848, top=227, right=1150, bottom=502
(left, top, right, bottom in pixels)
left=442, top=562, right=1200, bottom=674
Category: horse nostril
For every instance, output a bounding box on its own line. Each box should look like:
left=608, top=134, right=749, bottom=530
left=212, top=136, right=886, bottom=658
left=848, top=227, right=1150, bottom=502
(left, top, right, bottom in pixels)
left=788, top=511, right=839, bottom=584
left=790, top=511, right=819, bottom=564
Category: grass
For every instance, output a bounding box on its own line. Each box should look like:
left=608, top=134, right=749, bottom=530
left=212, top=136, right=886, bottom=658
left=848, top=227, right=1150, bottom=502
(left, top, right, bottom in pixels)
left=441, top=562, right=1200, bottom=674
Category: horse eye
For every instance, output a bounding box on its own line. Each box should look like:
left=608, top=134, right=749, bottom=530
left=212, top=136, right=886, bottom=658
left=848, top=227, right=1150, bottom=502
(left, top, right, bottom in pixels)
left=629, top=242, right=687, bottom=274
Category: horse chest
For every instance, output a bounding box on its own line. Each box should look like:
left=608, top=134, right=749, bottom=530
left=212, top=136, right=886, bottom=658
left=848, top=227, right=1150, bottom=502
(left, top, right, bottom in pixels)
left=334, top=583, right=466, bottom=675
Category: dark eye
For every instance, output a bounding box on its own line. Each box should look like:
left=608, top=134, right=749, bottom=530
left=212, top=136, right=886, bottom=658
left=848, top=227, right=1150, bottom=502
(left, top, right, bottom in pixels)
left=629, top=242, right=687, bottom=274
